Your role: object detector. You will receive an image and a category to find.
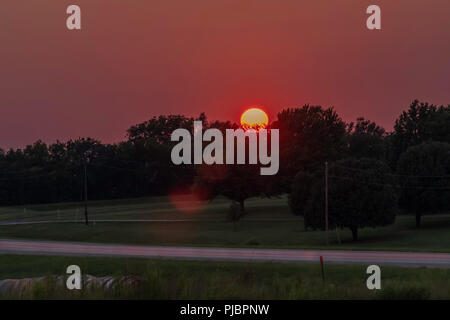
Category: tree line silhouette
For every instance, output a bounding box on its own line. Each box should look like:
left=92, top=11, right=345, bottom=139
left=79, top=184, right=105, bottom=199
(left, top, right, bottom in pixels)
left=1, top=100, right=449, bottom=236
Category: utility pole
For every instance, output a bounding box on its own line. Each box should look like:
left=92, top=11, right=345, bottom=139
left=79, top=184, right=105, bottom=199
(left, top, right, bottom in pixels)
left=83, top=161, right=89, bottom=226
left=325, top=161, right=329, bottom=246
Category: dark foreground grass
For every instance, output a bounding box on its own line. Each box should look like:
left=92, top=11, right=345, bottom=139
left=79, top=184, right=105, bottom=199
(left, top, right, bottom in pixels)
left=1, top=255, right=449, bottom=299
left=1, top=215, right=450, bottom=252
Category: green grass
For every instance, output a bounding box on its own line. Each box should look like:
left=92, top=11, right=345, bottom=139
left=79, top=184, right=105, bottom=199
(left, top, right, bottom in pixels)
left=0, top=196, right=292, bottom=222
left=1, top=196, right=450, bottom=252
left=1, top=255, right=449, bottom=299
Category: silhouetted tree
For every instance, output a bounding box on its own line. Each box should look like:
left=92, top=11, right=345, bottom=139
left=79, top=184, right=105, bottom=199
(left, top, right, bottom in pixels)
left=390, top=100, right=450, bottom=166
left=396, top=142, right=450, bottom=227
left=127, top=113, right=206, bottom=144
left=272, top=105, right=347, bottom=191
left=193, top=121, right=280, bottom=223
left=289, top=158, right=398, bottom=241
left=347, top=117, right=386, bottom=160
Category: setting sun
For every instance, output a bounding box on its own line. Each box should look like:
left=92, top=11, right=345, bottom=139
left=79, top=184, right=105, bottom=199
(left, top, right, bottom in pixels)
left=240, top=107, right=269, bottom=131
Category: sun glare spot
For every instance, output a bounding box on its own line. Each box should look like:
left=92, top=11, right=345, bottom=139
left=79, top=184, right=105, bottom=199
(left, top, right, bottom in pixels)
left=240, top=107, right=269, bottom=131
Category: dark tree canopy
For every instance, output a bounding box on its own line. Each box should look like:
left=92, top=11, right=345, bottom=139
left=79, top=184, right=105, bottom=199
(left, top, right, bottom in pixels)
left=193, top=125, right=281, bottom=221
left=289, top=158, right=398, bottom=241
left=271, top=105, right=347, bottom=190
left=346, top=117, right=386, bottom=160
left=127, top=113, right=207, bottom=144
left=397, top=141, right=450, bottom=227
left=390, top=100, right=450, bottom=165
left=0, top=136, right=186, bottom=205
left=1, top=100, right=448, bottom=217
left=194, top=164, right=263, bottom=213
left=194, top=162, right=280, bottom=227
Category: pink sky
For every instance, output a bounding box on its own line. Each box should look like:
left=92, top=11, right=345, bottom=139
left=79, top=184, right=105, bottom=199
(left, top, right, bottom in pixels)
left=1, top=0, right=449, bottom=149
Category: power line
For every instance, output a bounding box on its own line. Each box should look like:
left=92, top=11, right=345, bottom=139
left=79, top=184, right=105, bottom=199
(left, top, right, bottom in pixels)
left=0, top=172, right=56, bottom=181
left=332, top=164, right=450, bottom=179
left=0, top=167, right=47, bottom=176
left=328, top=174, right=450, bottom=190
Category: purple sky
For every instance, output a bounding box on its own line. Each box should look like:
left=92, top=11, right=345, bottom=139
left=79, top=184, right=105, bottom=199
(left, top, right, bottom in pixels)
left=1, top=0, right=449, bottom=149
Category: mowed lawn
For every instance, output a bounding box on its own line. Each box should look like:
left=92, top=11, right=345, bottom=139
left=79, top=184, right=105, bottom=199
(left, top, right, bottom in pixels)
left=0, top=196, right=450, bottom=252
left=1, top=255, right=449, bottom=299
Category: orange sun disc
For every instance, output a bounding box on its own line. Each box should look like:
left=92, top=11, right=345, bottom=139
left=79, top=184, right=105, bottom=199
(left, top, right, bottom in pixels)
left=240, top=108, right=269, bottom=131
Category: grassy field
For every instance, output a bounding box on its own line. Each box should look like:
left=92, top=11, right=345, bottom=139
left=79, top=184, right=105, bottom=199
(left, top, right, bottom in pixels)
left=1, top=196, right=450, bottom=252
left=0, top=196, right=283, bottom=222
left=1, top=254, right=449, bottom=299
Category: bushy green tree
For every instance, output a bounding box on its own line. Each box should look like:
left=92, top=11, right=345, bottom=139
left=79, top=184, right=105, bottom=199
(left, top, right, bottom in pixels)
left=271, top=105, right=347, bottom=191
left=390, top=100, right=450, bottom=166
left=289, top=158, right=398, bottom=241
left=194, top=164, right=262, bottom=214
left=396, top=142, right=450, bottom=227
left=193, top=120, right=280, bottom=222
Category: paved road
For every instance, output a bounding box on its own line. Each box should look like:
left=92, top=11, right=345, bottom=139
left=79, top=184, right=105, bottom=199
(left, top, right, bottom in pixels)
left=0, top=218, right=299, bottom=225
left=0, top=219, right=210, bottom=225
left=1, top=239, right=450, bottom=268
